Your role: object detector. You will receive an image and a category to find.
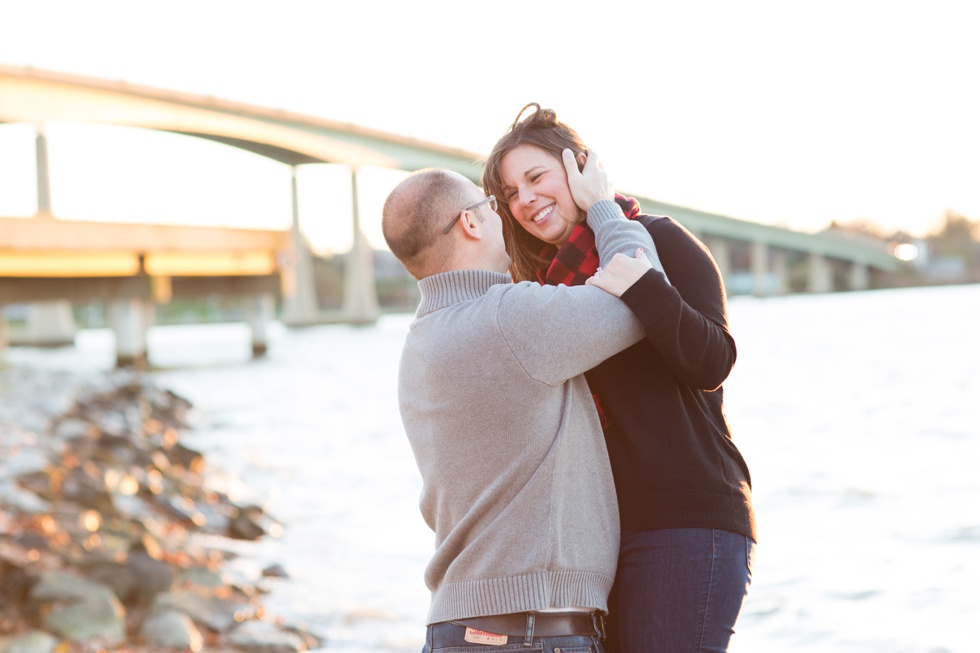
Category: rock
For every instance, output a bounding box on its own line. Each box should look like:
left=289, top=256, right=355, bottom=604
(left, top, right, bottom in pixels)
left=30, top=570, right=126, bottom=645
left=60, top=466, right=113, bottom=511
left=227, top=619, right=309, bottom=653
left=229, top=505, right=281, bottom=541
left=0, top=479, right=52, bottom=514
left=83, top=560, right=137, bottom=605
left=94, top=409, right=135, bottom=439
left=229, top=506, right=267, bottom=541
left=2, top=447, right=49, bottom=476
left=261, top=563, right=289, bottom=579
left=4, top=630, right=59, bottom=653
left=0, top=564, right=37, bottom=606
left=52, top=416, right=94, bottom=441
left=165, top=442, right=204, bottom=471
left=178, top=566, right=228, bottom=589
left=1, top=370, right=307, bottom=652
left=9, top=470, right=52, bottom=501
left=140, top=609, right=204, bottom=652
left=126, top=547, right=176, bottom=604
left=150, top=589, right=248, bottom=633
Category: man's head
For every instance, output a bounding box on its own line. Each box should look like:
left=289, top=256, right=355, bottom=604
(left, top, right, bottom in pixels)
left=382, top=168, right=510, bottom=279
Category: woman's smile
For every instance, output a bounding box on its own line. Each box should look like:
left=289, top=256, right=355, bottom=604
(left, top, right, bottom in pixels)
left=500, top=144, right=583, bottom=247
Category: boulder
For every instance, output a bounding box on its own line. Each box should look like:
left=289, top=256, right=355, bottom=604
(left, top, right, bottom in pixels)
left=3, top=630, right=59, bottom=653
left=140, top=609, right=204, bottom=652
left=30, top=570, right=125, bottom=645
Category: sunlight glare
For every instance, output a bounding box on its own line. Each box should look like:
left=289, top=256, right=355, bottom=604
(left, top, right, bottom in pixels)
left=893, top=243, right=919, bottom=262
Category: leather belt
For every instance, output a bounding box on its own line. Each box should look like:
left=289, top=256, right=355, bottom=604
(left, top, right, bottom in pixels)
left=451, top=611, right=605, bottom=638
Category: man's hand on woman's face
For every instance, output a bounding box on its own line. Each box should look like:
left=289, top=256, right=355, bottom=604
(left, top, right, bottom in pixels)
left=585, top=248, right=653, bottom=297
left=563, top=148, right=614, bottom=212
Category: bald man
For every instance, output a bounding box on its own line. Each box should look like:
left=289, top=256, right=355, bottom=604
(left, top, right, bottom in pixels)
left=381, top=152, right=662, bottom=652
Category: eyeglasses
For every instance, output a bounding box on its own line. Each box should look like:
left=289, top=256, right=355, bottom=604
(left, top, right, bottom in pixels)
left=442, top=195, right=497, bottom=234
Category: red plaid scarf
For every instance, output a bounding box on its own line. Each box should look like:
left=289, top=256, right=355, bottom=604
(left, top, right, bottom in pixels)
left=536, top=194, right=642, bottom=286
left=535, top=194, right=643, bottom=430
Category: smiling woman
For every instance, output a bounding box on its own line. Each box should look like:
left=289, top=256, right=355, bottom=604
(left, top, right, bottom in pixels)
left=498, top=145, right=582, bottom=248
left=482, top=103, right=756, bottom=652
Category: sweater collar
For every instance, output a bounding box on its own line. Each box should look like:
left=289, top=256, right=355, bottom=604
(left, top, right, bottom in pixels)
left=416, top=269, right=512, bottom=317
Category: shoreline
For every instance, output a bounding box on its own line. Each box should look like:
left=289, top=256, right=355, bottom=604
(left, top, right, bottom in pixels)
left=0, top=361, right=320, bottom=653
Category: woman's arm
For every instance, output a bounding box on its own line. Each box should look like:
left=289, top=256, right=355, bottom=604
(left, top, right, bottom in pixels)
left=602, top=218, right=737, bottom=390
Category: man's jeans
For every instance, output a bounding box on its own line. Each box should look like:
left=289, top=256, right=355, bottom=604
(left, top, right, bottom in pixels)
left=608, top=528, right=754, bottom=653
left=422, top=620, right=605, bottom=653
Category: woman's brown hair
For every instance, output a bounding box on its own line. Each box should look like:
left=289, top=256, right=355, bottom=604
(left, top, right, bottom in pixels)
left=482, top=103, right=588, bottom=282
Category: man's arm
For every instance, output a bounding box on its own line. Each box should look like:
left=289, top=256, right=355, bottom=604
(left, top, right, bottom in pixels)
left=586, top=248, right=653, bottom=297
left=496, top=280, right=650, bottom=386
left=493, top=151, right=669, bottom=386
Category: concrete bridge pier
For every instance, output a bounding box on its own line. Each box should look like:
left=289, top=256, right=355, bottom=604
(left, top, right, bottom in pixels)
left=849, top=262, right=870, bottom=291
left=20, top=301, right=78, bottom=346
left=341, top=167, right=380, bottom=324
left=772, top=249, right=790, bottom=295
left=751, top=241, right=769, bottom=297
left=16, top=127, right=79, bottom=347
left=109, top=298, right=151, bottom=368
left=706, top=237, right=732, bottom=290
left=280, top=164, right=379, bottom=326
left=0, top=311, right=8, bottom=352
left=246, top=293, right=275, bottom=357
left=751, top=242, right=792, bottom=296
left=808, top=253, right=834, bottom=293
left=281, top=166, right=320, bottom=326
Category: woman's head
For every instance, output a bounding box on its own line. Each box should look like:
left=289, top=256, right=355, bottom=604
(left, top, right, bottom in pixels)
left=482, top=103, right=588, bottom=281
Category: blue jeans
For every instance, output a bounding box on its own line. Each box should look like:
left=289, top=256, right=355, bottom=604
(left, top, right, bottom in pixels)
left=606, top=528, right=754, bottom=653
left=422, top=620, right=605, bottom=653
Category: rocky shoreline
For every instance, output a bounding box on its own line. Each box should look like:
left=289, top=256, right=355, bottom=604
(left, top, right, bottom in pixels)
left=0, top=363, right=321, bottom=653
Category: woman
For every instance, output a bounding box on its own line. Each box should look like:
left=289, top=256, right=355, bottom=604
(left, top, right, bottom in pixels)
left=482, top=104, right=757, bottom=653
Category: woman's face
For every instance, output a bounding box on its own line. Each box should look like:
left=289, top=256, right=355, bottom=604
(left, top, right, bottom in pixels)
left=499, top=144, right=583, bottom=247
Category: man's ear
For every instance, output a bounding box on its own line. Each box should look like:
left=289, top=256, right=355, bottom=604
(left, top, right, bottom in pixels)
left=459, top=209, right=482, bottom=239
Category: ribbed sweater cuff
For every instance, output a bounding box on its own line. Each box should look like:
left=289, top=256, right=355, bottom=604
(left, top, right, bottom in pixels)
left=584, top=199, right=622, bottom=231
left=426, top=570, right=613, bottom=624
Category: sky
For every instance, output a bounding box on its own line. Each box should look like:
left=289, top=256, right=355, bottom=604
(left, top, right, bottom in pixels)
left=2, top=0, right=979, bottom=252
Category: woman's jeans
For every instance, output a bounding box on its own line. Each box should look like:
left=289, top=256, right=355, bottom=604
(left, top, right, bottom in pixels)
left=607, top=528, right=754, bottom=653
left=422, top=620, right=605, bottom=653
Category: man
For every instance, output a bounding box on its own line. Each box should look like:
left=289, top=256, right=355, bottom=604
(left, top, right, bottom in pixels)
left=381, top=151, right=660, bottom=651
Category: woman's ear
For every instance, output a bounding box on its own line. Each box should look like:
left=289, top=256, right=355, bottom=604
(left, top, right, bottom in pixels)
left=576, top=151, right=587, bottom=172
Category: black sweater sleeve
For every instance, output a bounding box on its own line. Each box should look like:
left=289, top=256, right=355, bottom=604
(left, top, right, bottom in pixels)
left=619, top=216, right=736, bottom=390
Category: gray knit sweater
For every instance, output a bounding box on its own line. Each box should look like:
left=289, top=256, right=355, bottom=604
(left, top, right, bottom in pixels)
left=396, top=200, right=659, bottom=624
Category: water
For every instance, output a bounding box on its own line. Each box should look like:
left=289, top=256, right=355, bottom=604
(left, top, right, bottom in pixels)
left=3, top=284, right=978, bottom=652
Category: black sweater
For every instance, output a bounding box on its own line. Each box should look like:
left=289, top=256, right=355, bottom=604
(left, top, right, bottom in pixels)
left=585, top=215, right=757, bottom=541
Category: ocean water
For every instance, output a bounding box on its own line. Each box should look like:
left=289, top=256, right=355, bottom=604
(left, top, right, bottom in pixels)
left=3, top=283, right=978, bottom=652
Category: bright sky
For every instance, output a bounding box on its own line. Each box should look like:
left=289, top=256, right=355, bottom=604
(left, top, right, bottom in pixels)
left=2, top=0, right=978, bottom=252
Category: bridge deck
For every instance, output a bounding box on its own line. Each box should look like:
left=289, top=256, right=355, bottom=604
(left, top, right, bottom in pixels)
left=1, top=216, right=287, bottom=304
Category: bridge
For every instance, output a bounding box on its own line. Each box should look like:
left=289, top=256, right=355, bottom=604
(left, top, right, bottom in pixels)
left=1, top=64, right=900, bottom=365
